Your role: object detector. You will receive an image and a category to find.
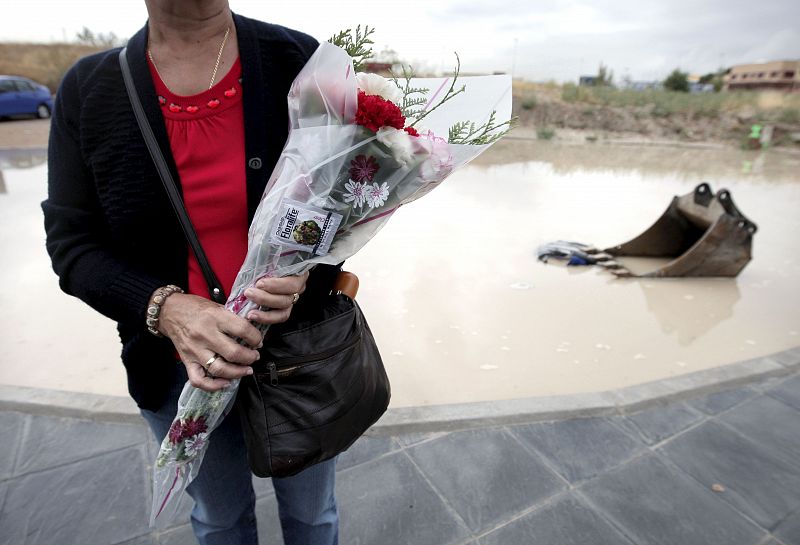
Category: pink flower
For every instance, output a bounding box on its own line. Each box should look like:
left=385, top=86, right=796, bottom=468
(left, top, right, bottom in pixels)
left=349, top=155, right=380, bottom=183
left=420, top=130, right=454, bottom=182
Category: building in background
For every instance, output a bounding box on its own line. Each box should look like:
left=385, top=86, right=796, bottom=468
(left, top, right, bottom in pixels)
left=363, top=61, right=394, bottom=76
left=724, top=60, right=799, bottom=92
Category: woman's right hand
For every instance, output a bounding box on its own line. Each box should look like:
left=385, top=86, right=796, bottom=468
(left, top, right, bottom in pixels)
left=157, top=293, right=263, bottom=392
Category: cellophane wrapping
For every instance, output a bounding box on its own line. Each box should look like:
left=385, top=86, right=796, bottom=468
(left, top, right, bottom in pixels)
left=150, top=41, right=511, bottom=525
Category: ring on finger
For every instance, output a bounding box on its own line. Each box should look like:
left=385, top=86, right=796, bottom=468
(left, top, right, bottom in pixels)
left=202, top=354, right=219, bottom=372
left=291, top=292, right=300, bottom=305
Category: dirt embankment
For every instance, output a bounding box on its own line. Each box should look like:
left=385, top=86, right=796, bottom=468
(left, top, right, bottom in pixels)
left=0, top=42, right=104, bottom=92
left=512, top=82, right=800, bottom=147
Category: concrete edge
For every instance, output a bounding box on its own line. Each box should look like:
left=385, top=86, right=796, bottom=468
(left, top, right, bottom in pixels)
left=1, top=346, right=798, bottom=433
left=0, top=384, right=141, bottom=424
left=372, top=349, right=798, bottom=435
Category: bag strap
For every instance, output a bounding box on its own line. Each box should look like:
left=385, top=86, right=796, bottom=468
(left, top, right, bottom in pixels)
left=119, top=47, right=226, bottom=304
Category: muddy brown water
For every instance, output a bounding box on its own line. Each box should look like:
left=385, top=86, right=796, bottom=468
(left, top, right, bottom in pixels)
left=1, top=141, right=798, bottom=407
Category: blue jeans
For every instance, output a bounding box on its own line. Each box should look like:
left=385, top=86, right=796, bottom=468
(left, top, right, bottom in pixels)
left=141, top=366, right=339, bottom=545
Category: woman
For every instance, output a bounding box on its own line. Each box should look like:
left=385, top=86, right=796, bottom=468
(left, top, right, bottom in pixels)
left=42, top=1, right=340, bottom=543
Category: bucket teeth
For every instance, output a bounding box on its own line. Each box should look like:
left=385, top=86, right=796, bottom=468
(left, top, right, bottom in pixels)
left=610, top=268, right=634, bottom=278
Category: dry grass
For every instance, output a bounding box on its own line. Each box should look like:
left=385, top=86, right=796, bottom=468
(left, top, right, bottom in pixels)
left=514, top=80, right=800, bottom=122
left=0, top=42, right=105, bottom=92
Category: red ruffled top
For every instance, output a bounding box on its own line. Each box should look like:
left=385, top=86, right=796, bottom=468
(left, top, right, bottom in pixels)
left=148, top=57, right=249, bottom=303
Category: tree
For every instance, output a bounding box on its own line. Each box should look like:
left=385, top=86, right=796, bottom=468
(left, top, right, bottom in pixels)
left=663, top=69, right=689, bottom=92
left=698, top=72, right=715, bottom=84
left=699, top=69, right=727, bottom=92
left=75, top=26, right=123, bottom=48
left=371, top=46, right=401, bottom=65
left=596, top=62, right=614, bottom=87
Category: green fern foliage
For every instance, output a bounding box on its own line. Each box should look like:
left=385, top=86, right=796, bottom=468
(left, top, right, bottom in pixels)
left=390, top=65, right=429, bottom=120
left=328, top=25, right=375, bottom=72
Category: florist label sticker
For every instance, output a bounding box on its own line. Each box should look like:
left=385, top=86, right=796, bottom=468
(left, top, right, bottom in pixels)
left=270, top=199, right=342, bottom=256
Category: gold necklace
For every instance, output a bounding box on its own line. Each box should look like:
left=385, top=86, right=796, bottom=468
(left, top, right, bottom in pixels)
left=148, top=26, right=231, bottom=90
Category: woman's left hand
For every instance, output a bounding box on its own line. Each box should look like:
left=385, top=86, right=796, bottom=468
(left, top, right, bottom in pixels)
left=243, top=271, right=309, bottom=325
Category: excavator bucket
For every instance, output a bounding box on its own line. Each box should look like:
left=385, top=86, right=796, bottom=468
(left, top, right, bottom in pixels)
left=587, top=183, right=757, bottom=277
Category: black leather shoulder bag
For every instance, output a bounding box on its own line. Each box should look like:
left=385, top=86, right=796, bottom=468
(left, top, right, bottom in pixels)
left=120, top=47, right=391, bottom=477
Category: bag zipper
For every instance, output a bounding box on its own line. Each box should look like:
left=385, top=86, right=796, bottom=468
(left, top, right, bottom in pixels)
left=263, top=330, right=362, bottom=386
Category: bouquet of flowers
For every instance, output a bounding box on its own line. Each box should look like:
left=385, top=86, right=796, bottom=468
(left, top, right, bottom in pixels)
left=150, top=27, right=512, bottom=524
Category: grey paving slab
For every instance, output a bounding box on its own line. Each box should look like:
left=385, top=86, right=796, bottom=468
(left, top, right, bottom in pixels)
left=406, top=427, right=565, bottom=533
left=687, top=386, right=758, bottom=415
left=765, top=375, right=800, bottom=412
left=256, top=493, right=284, bottom=545
left=0, top=411, right=25, bottom=479
left=772, top=347, right=800, bottom=368
left=509, top=417, right=646, bottom=483
left=145, top=435, right=162, bottom=467
left=336, top=434, right=400, bottom=472
left=115, top=535, right=157, bottom=545
left=579, top=453, right=765, bottom=545
left=614, top=402, right=704, bottom=445
left=752, top=373, right=794, bottom=393
left=610, top=356, right=785, bottom=409
left=336, top=451, right=471, bottom=545
left=0, top=481, right=7, bottom=521
left=717, top=394, right=800, bottom=468
left=158, top=524, right=194, bottom=545
left=478, top=492, right=635, bottom=545
left=394, top=431, right=449, bottom=448
left=773, top=508, right=800, bottom=545
left=0, top=446, right=151, bottom=545
left=15, top=413, right=148, bottom=475
left=658, top=420, right=800, bottom=531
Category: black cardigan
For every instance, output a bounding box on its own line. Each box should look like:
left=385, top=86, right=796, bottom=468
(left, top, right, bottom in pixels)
left=42, top=14, right=339, bottom=410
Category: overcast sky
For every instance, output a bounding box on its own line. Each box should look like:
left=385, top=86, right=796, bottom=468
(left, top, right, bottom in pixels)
left=3, top=0, right=798, bottom=82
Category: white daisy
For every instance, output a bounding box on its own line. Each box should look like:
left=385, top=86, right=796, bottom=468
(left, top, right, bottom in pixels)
left=184, top=433, right=208, bottom=457
left=343, top=179, right=367, bottom=208
left=366, top=182, right=390, bottom=208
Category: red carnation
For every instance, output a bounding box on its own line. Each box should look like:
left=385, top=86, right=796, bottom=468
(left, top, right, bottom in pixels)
left=404, top=126, right=420, bottom=137
left=168, top=420, right=184, bottom=444
left=182, top=416, right=208, bottom=439
left=356, top=91, right=406, bottom=133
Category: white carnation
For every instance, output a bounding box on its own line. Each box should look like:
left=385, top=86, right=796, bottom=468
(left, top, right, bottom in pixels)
left=356, top=72, right=404, bottom=105
left=376, top=127, right=416, bottom=167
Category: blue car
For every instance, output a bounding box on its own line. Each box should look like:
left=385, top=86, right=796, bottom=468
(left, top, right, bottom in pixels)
left=0, top=75, right=54, bottom=119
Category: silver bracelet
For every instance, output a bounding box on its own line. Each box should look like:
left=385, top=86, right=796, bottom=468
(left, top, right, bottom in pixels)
left=146, top=284, right=184, bottom=337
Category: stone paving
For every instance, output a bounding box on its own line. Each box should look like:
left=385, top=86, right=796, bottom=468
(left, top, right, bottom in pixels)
left=1, top=370, right=799, bottom=545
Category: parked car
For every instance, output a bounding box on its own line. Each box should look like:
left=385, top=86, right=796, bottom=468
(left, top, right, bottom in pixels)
left=0, top=76, right=54, bottom=119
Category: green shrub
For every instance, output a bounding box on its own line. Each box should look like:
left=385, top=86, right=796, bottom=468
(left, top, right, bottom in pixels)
left=561, top=83, right=579, bottom=102
left=779, top=108, right=800, bottom=124
left=663, top=69, right=690, bottom=93
left=536, top=127, right=556, bottom=140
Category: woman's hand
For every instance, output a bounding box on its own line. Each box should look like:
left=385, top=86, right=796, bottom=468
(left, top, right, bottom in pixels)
left=156, top=272, right=309, bottom=392
left=243, top=271, right=309, bottom=325
left=158, top=293, right=263, bottom=392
